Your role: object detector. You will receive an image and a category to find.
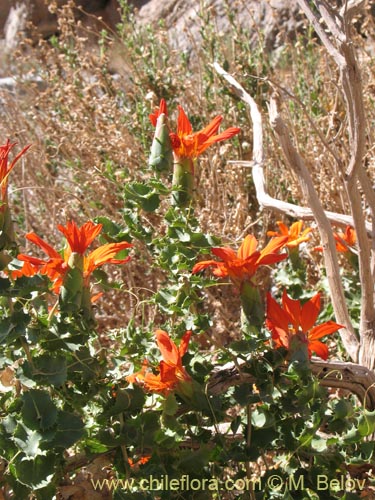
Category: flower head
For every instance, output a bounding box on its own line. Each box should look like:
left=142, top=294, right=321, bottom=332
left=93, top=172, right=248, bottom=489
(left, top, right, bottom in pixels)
left=192, top=234, right=288, bottom=288
left=333, top=226, right=356, bottom=253
left=314, top=225, right=356, bottom=253
left=15, top=220, right=132, bottom=293
left=128, top=455, right=151, bottom=469
left=127, top=330, right=192, bottom=396
left=267, top=221, right=312, bottom=249
left=169, top=105, right=240, bottom=161
left=0, top=140, right=31, bottom=210
left=266, top=290, right=343, bottom=360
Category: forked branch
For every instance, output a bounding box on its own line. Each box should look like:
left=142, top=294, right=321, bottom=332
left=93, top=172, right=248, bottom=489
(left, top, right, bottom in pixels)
left=213, top=61, right=359, bottom=361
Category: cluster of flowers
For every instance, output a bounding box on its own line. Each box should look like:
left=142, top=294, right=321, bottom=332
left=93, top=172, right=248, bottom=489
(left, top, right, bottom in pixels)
left=0, top=100, right=357, bottom=399
left=125, top=220, right=355, bottom=396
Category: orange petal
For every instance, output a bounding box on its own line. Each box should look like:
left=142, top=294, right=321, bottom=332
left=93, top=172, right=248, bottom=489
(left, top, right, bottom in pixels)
left=211, top=247, right=237, bottom=262
left=281, top=290, right=301, bottom=332
left=308, top=340, right=329, bottom=360
left=195, top=127, right=240, bottom=156
left=178, top=330, right=192, bottom=357
left=57, top=221, right=103, bottom=254
left=191, top=260, right=221, bottom=274
left=237, top=235, right=258, bottom=260
left=308, top=321, right=343, bottom=340
left=177, top=106, right=193, bottom=136
left=155, top=330, right=180, bottom=366
left=300, top=293, right=320, bottom=332
left=197, top=115, right=223, bottom=138
left=25, top=232, right=61, bottom=260
left=85, top=242, right=132, bottom=274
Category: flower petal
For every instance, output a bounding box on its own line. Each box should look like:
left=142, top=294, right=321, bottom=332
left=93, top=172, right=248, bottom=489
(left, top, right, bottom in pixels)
left=177, top=105, right=193, bottom=136
left=85, top=242, right=132, bottom=274
left=57, top=221, right=103, bottom=254
left=308, top=340, right=329, bottom=360
left=211, top=247, right=237, bottom=262
left=300, top=293, right=320, bottom=332
left=308, top=321, right=343, bottom=340
left=25, top=232, right=62, bottom=260
left=179, top=330, right=192, bottom=357
left=195, top=127, right=241, bottom=156
left=192, top=259, right=222, bottom=274
left=237, top=234, right=258, bottom=260
left=155, top=329, right=180, bottom=366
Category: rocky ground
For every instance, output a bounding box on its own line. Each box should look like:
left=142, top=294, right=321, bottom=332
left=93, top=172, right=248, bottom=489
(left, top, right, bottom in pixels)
left=1, top=0, right=301, bottom=54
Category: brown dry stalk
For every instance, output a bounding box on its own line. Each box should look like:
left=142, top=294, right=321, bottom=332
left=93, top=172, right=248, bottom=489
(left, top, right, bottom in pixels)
left=213, top=61, right=359, bottom=361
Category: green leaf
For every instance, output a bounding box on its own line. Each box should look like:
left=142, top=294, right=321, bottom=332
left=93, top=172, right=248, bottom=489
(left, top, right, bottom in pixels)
left=251, top=408, right=275, bottom=429
left=176, top=446, right=212, bottom=474
left=12, top=454, right=56, bottom=489
left=48, top=411, right=84, bottom=448
left=21, top=390, right=58, bottom=431
left=13, top=424, right=43, bottom=457
left=358, top=409, right=375, bottom=437
left=23, top=354, right=67, bottom=387
left=311, top=437, right=327, bottom=452
left=94, top=216, right=131, bottom=242
left=333, top=399, right=354, bottom=420
left=163, top=393, right=178, bottom=416
left=124, top=182, right=161, bottom=212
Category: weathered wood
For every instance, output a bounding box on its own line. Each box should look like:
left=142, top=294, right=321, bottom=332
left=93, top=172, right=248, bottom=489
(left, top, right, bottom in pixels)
left=207, top=358, right=375, bottom=410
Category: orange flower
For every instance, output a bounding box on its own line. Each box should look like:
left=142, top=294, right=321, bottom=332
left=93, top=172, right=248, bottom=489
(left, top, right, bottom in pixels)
left=267, top=221, right=312, bottom=249
left=127, top=330, right=192, bottom=396
left=128, top=455, right=151, bottom=468
left=334, top=226, right=356, bottom=252
left=192, top=234, right=288, bottom=288
left=169, top=105, right=240, bottom=160
left=16, top=220, right=132, bottom=293
left=0, top=140, right=31, bottom=210
left=266, top=290, right=343, bottom=360
left=149, top=98, right=168, bottom=126
left=314, top=225, right=356, bottom=253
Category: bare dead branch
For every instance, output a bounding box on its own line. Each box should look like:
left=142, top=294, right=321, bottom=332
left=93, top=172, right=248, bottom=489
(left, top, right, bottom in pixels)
left=268, top=95, right=359, bottom=360
left=208, top=358, right=375, bottom=410
left=213, top=60, right=359, bottom=360
left=213, top=63, right=372, bottom=233
left=296, top=1, right=375, bottom=366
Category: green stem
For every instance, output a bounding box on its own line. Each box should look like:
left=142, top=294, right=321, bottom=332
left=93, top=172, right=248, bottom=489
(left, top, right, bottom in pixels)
left=171, top=158, right=195, bottom=208
left=240, top=281, right=264, bottom=331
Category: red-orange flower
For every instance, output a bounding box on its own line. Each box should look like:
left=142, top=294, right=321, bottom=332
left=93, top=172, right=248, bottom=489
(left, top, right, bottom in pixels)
left=128, top=455, right=151, bottom=468
left=149, top=98, right=168, bottom=126
left=169, top=105, right=240, bottom=160
left=127, top=330, right=192, bottom=396
left=314, top=225, right=356, bottom=253
left=333, top=226, right=356, bottom=252
left=192, top=234, right=288, bottom=288
left=15, top=220, right=132, bottom=293
left=267, top=221, right=312, bottom=249
left=0, top=140, right=31, bottom=211
left=266, top=290, right=343, bottom=360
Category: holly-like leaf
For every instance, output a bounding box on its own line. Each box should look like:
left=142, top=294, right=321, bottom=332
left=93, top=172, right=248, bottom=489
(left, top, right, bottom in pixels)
left=21, top=390, right=58, bottom=431
left=12, top=454, right=56, bottom=489
left=13, top=424, right=43, bottom=457
left=48, top=411, right=84, bottom=448
left=22, top=354, right=67, bottom=387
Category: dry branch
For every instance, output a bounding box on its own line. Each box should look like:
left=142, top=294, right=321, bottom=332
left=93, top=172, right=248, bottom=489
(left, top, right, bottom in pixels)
left=208, top=358, right=375, bottom=410
left=214, top=63, right=372, bottom=234
left=296, top=0, right=375, bottom=369
left=268, top=95, right=359, bottom=361
left=213, top=61, right=359, bottom=361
